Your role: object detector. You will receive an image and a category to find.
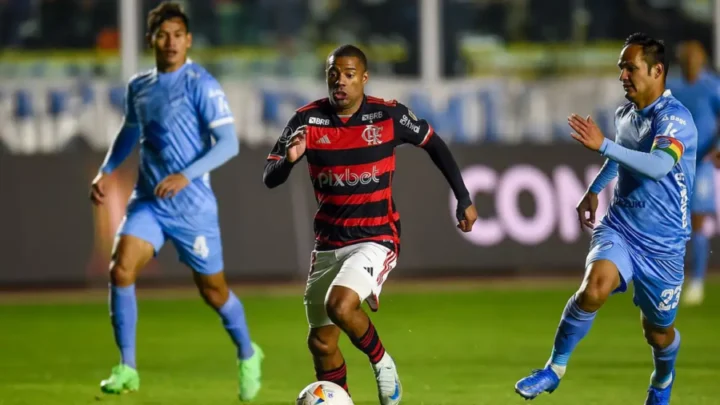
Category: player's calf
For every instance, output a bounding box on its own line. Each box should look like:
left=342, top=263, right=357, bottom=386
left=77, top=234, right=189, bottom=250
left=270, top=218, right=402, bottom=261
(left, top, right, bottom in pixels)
left=193, top=271, right=262, bottom=401
left=325, top=286, right=386, bottom=364
left=550, top=260, right=619, bottom=373
left=194, top=271, right=230, bottom=309
left=325, top=286, right=401, bottom=404
left=308, top=326, right=349, bottom=392
left=101, top=235, right=153, bottom=393
left=643, top=319, right=680, bottom=394
left=194, top=273, right=255, bottom=360
left=515, top=260, right=620, bottom=400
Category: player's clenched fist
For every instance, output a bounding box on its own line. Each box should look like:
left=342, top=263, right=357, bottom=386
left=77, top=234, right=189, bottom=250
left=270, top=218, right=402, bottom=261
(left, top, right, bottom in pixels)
left=576, top=191, right=599, bottom=230
left=90, top=172, right=109, bottom=205
left=286, top=125, right=307, bottom=163
left=456, top=201, right=478, bottom=232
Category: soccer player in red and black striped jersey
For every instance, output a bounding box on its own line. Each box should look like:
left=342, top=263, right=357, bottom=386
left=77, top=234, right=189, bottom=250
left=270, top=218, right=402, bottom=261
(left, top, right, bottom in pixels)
left=263, top=45, right=477, bottom=404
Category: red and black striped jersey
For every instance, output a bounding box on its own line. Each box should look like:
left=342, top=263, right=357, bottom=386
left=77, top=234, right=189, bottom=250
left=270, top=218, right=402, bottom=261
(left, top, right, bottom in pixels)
left=266, top=95, right=434, bottom=252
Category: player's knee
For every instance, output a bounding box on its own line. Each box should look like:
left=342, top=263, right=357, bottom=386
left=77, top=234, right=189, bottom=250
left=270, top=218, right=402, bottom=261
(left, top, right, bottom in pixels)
left=109, top=260, right=136, bottom=287
left=325, top=288, right=360, bottom=325
left=577, top=262, right=618, bottom=311
left=576, top=282, right=611, bottom=312
left=199, top=285, right=228, bottom=309
left=194, top=272, right=229, bottom=309
left=308, top=330, right=338, bottom=357
left=643, top=324, right=674, bottom=349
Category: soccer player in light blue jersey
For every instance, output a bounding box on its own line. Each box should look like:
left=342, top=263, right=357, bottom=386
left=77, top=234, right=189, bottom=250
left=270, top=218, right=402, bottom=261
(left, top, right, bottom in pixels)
left=514, top=33, right=697, bottom=405
left=667, top=40, right=720, bottom=306
left=89, top=2, right=263, bottom=400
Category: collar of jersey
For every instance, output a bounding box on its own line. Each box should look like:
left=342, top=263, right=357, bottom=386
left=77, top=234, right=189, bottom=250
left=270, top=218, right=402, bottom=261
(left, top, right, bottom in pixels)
left=635, top=89, right=671, bottom=117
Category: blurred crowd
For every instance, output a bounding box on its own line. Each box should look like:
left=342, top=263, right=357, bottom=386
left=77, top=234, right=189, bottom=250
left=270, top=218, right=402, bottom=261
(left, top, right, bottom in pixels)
left=0, top=0, right=713, bottom=77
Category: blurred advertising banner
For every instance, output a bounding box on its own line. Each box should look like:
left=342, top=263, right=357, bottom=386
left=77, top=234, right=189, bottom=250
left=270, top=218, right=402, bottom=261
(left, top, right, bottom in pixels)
left=3, top=144, right=720, bottom=286
left=0, top=77, right=627, bottom=153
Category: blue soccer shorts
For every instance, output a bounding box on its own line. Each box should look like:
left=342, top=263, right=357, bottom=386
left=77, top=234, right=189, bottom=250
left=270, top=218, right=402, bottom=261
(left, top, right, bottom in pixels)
left=585, top=225, right=684, bottom=328
left=116, top=201, right=224, bottom=275
left=691, top=160, right=716, bottom=215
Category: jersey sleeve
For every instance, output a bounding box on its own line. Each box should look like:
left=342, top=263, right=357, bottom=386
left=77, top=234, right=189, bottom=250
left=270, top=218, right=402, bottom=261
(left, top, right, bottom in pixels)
left=650, top=108, right=696, bottom=166
left=712, top=80, right=720, bottom=117
left=194, top=75, right=235, bottom=130
left=391, top=102, right=434, bottom=147
left=267, top=113, right=304, bottom=161
left=124, top=80, right=139, bottom=127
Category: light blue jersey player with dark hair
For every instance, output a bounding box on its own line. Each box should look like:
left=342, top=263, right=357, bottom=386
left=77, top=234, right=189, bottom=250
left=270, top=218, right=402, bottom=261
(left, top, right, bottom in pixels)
left=667, top=40, right=720, bottom=306
left=89, top=2, right=263, bottom=401
left=515, top=33, right=697, bottom=405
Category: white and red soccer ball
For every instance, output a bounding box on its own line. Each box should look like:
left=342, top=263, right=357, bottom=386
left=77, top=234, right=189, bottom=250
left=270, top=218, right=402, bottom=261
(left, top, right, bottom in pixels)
left=296, top=381, right=354, bottom=405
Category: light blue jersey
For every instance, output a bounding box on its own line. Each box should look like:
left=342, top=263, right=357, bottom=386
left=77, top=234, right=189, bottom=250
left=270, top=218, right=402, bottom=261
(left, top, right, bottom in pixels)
left=667, top=71, right=720, bottom=214
left=601, top=90, right=697, bottom=259
left=587, top=90, right=697, bottom=326
left=122, top=61, right=235, bottom=214
left=99, top=60, right=238, bottom=274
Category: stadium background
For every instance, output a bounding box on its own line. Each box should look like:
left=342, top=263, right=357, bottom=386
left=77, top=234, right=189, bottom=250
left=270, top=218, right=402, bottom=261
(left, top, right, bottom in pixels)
left=1, top=1, right=719, bottom=404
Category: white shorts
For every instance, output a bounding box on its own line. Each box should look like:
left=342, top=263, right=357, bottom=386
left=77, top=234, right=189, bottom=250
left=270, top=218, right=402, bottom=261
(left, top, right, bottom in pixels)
left=304, top=242, right=398, bottom=328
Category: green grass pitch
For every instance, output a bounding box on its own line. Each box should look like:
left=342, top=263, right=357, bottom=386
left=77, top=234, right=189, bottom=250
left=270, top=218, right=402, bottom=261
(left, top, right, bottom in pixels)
left=0, top=278, right=718, bottom=405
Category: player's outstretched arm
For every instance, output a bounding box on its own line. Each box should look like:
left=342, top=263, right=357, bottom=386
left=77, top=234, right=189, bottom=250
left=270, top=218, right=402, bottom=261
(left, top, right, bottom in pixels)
left=601, top=140, right=675, bottom=180
left=390, top=102, right=477, bottom=231
left=263, top=117, right=305, bottom=188
left=421, top=135, right=474, bottom=220
left=569, top=113, right=688, bottom=181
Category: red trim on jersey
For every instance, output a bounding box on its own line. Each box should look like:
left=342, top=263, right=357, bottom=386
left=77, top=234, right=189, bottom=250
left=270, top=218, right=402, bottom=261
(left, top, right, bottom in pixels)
left=267, top=154, right=282, bottom=161
left=316, top=234, right=399, bottom=247
left=315, top=189, right=391, bottom=205
left=308, top=156, right=395, bottom=180
left=418, top=126, right=435, bottom=147
left=339, top=116, right=350, bottom=123
left=366, top=96, right=397, bottom=107
left=315, top=213, right=391, bottom=227
left=297, top=99, right=326, bottom=113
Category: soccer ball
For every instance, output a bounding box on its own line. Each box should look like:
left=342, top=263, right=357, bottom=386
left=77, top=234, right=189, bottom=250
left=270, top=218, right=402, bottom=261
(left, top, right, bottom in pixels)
left=296, top=381, right=354, bottom=405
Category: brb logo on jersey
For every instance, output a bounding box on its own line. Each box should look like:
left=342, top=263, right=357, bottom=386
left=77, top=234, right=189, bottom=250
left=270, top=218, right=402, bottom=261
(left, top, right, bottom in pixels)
left=309, top=117, right=330, bottom=126
left=361, top=125, right=383, bottom=145
left=316, top=166, right=381, bottom=188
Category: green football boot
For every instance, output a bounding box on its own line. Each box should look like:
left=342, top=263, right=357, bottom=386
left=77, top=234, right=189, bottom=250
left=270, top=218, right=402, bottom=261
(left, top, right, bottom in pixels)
left=100, top=364, right=139, bottom=394
left=238, top=342, right=264, bottom=401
